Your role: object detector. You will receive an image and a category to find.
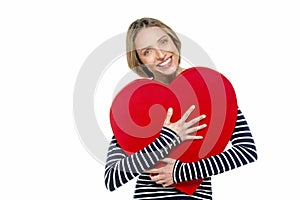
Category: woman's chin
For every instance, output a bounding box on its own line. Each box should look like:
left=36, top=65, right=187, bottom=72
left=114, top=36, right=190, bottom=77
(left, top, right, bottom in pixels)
left=156, top=65, right=178, bottom=76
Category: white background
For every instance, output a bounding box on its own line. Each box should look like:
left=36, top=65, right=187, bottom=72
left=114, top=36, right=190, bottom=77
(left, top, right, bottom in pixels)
left=1, top=0, right=299, bottom=199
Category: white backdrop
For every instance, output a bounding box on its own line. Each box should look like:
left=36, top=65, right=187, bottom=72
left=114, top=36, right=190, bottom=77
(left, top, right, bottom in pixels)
left=1, top=0, right=299, bottom=199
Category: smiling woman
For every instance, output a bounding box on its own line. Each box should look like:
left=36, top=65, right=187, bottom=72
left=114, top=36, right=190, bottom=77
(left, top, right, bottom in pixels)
left=134, top=27, right=182, bottom=84
left=126, top=18, right=183, bottom=84
left=104, top=17, right=257, bottom=200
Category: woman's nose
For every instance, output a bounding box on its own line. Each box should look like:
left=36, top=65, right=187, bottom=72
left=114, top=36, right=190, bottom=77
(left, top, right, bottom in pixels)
left=155, top=49, right=166, bottom=60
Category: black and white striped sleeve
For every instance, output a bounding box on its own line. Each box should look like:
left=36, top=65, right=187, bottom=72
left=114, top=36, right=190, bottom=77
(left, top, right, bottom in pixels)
left=173, top=108, right=258, bottom=183
left=104, top=127, right=181, bottom=191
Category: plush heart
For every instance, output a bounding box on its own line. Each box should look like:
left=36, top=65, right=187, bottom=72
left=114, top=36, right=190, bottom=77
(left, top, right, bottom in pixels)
left=110, top=66, right=238, bottom=195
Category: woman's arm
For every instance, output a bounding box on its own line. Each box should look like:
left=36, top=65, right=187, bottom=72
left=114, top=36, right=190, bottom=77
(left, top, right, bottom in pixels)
left=173, top=108, right=258, bottom=183
left=105, top=105, right=207, bottom=191
left=104, top=127, right=181, bottom=191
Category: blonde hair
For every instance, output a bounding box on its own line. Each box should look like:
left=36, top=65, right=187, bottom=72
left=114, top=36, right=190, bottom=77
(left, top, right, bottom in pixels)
left=126, top=17, right=181, bottom=78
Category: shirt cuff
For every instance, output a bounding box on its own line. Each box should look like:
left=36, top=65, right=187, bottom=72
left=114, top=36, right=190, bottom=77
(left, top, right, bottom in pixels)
left=173, top=159, right=184, bottom=184
left=161, top=126, right=182, bottom=146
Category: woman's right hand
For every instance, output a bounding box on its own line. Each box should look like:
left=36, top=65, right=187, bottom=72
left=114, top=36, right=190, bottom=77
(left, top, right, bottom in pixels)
left=163, top=105, right=207, bottom=142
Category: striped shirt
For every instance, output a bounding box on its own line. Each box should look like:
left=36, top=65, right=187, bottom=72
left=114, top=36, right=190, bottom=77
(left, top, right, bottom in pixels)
left=105, top=108, right=257, bottom=199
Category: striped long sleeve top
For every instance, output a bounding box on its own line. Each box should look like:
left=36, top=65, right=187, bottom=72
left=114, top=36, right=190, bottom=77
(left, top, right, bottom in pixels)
left=104, top=108, right=257, bottom=199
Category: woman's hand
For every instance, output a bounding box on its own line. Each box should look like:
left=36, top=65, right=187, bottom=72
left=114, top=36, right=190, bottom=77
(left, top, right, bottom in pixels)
left=164, top=105, right=206, bottom=142
left=146, top=158, right=176, bottom=187
left=146, top=106, right=206, bottom=187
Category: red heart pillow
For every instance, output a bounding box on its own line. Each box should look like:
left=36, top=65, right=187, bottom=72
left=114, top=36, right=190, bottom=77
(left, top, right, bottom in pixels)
left=110, top=67, right=237, bottom=195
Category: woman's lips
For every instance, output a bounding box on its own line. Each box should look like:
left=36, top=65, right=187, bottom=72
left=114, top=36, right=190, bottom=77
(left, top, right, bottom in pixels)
left=157, top=56, right=172, bottom=68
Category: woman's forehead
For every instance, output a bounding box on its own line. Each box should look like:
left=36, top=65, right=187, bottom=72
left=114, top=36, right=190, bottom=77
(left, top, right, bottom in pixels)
left=134, top=27, right=168, bottom=49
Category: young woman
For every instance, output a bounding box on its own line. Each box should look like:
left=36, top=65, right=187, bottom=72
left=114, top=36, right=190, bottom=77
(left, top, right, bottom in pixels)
left=105, top=17, right=257, bottom=199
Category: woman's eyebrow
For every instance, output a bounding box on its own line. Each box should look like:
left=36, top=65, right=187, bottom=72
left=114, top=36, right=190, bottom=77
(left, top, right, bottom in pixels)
left=157, top=35, right=168, bottom=43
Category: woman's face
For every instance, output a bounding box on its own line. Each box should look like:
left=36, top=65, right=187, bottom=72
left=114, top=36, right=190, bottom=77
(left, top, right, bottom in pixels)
left=134, top=27, right=180, bottom=80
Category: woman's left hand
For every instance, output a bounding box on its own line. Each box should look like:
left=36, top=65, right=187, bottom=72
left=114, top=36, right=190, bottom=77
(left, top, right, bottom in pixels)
left=146, top=158, right=176, bottom=187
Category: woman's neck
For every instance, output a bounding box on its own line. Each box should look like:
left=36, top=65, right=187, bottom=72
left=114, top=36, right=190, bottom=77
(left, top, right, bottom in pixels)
left=154, top=67, right=185, bottom=85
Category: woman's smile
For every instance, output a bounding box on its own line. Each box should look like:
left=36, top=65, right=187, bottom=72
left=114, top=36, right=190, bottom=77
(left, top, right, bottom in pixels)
left=157, top=56, right=172, bottom=68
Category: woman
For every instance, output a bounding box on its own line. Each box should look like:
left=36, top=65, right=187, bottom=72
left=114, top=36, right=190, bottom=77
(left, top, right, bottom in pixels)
left=105, top=17, right=257, bottom=199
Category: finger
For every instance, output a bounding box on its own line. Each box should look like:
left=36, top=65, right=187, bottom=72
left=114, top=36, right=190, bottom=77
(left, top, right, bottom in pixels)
left=164, top=107, right=173, bottom=125
left=160, top=158, right=176, bottom=164
left=146, top=168, right=161, bottom=174
left=180, top=105, right=195, bottom=122
left=185, top=124, right=207, bottom=134
left=156, top=180, right=165, bottom=185
left=184, top=135, right=204, bottom=140
left=185, top=114, right=206, bottom=128
left=150, top=174, right=163, bottom=182
left=163, top=181, right=173, bottom=187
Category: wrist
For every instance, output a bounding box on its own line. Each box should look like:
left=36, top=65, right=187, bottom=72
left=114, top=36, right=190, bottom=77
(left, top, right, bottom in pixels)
left=173, top=159, right=184, bottom=184
left=161, top=126, right=182, bottom=145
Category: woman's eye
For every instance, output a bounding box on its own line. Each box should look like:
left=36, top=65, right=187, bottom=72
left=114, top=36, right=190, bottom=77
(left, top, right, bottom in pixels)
left=161, top=38, right=168, bottom=45
left=143, top=50, right=151, bottom=56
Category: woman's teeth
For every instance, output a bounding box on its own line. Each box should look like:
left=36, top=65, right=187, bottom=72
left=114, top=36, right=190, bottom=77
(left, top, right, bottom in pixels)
left=158, top=57, right=171, bottom=67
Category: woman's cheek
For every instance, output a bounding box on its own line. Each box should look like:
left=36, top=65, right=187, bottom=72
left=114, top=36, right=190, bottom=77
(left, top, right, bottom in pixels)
left=144, top=57, right=156, bottom=66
